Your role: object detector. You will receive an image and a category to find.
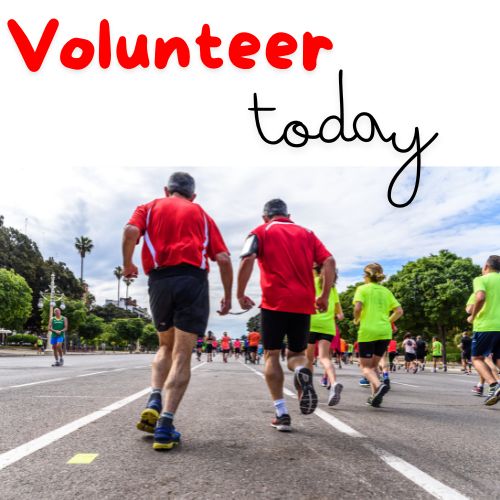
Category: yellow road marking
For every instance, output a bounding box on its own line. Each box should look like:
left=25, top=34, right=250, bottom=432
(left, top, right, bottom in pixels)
left=67, top=453, right=99, bottom=464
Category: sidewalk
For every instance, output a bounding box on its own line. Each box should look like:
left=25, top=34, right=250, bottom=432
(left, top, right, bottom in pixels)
left=0, top=349, right=147, bottom=357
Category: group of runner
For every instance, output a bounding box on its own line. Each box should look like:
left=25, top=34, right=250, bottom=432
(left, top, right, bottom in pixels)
left=122, top=172, right=500, bottom=451
left=194, top=331, right=262, bottom=363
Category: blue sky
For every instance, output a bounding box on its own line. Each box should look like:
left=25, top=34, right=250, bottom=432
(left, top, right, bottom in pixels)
left=1, top=166, right=499, bottom=335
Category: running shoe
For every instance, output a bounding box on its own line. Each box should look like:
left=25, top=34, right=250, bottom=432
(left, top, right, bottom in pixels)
left=51, top=361, right=60, bottom=367
left=320, top=376, right=328, bottom=387
left=359, top=377, right=370, bottom=387
left=327, top=382, right=343, bottom=406
left=59, top=358, right=64, bottom=366
left=294, top=367, right=318, bottom=415
left=484, top=384, right=500, bottom=406
left=153, top=418, right=181, bottom=450
left=271, top=413, right=292, bottom=432
left=383, top=378, right=391, bottom=391
left=136, top=394, right=162, bottom=433
left=370, top=383, right=390, bottom=407
left=471, top=385, right=483, bottom=396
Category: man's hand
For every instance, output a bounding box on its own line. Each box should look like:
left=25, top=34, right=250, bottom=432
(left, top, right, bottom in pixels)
left=123, top=263, right=138, bottom=278
left=238, top=295, right=255, bottom=310
left=218, top=297, right=232, bottom=316
left=353, top=318, right=360, bottom=326
left=467, top=315, right=474, bottom=324
left=315, top=296, right=329, bottom=313
left=336, top=312, right=345, bottom=321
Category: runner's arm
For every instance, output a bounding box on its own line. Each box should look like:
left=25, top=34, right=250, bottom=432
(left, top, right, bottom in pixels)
left=335, top=302, right=344, bottom=321
left=389, top=306, right=404, bottom=323
left=353, top=301, right=363, bottom=325
left=122, top=224, right=140, bottom=278
left=316, top=256, right=336, bottom=312
left=216, top=251, right=233, bottom=315
left=469, top=290, right=486, bottom=322
left=237, top=255, right=256, bottom=310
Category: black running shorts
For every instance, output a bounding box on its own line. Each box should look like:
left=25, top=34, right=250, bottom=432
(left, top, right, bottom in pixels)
left=260, top=308, right=310, bottom=352
left=358, top=339, right=389, bottom=359
left=308, top=331, right=334, bottom=344
left=148, top=265, right=209, bottom=336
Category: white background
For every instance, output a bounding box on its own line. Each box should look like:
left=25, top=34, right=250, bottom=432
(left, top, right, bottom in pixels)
left=1, top=0, right=500, bottom=172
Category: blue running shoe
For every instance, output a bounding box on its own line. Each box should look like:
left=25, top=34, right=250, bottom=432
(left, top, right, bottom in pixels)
left=359, top=377, right=370, bottom=387
left=153, top=418, right=181, bottom=450
left=136, top=394, right=162, bottom=434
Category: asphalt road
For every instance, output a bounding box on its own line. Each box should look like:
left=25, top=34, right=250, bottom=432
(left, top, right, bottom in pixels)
left=0, top=353, right=498, bottom=499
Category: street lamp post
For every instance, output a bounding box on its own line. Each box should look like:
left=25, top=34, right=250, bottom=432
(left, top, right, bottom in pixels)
left=38, top=272, right=66, bottom=353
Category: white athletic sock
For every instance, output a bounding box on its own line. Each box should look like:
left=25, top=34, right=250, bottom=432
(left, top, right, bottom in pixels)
left=273, top=399, right=288, bottom=417
left=151, top=388, right=162, bottom=394
left=294, top=365, right=305, bottom=374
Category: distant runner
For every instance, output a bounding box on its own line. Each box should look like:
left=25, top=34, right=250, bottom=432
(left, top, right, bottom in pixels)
left=237, top=198, right=335, bottom=431
left=124, top=172, right=233, bottom=450
left=247, top=331, right=261, bottom=364
left=205, top=331, right=215, bottom=362
left=221, top=332, right=232, bottom=363
left=415, top=336, right=427, bottom=371
left=459, top=332, right=472, bottom=375
left=49, top=308, right=67, bottom=367
left=353, top=263, right=403, bottom=407
left=402, top=333, right=418, bottom=373
left=431, top=337, right=444, bottom=373
left=234, top=338, right=242, bottom=359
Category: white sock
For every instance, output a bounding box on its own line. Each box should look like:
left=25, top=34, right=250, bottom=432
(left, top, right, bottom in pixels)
left=294, top=365, right=305, bottom=374
left=273, top=399, right=288, bottom=417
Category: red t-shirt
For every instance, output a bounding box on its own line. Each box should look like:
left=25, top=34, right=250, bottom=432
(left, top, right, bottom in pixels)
left=247, top=332, right=261, bottom=347
left=250, top=217, right=332, bottom=315
left=128, top=196, right=228, bottom=275
left=388, top=339, right=397, bottom=353
left=221, top=336, right=231, bottom=350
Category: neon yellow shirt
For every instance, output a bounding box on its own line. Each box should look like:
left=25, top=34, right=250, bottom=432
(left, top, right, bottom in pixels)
left=466, top=293, right=475, bottom=307
left=432, top=341, right=442, bottom=356
left=472, top=273, right=500, bottom=332
left=353, top=283, right=400, bottom=342
left=310, top=278, right=339, bottom=335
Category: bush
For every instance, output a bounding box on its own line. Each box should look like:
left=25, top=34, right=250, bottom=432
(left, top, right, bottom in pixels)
left=446, top=353, right=462, bottom=363
left=7, top=333, right=38, bottom=346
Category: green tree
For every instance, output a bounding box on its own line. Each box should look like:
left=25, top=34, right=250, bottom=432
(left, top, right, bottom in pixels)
left=74, top=236, right=94, bottom=283
left=113, top=318, right=144, bottom=345
left=43, top=257, right=84, bottom=299
left=0, top=269, right=32, bottom=330
left=140, top=323, right=159, bottom=351
left=386, top=250, right=481, bottom=359
left=92, top=303, right=137, bottom=322
left=246, top=312, right=261, bottom=333
left=114, top=266, right=123, bottom=303
left=78, top=314, right=105, bottom=340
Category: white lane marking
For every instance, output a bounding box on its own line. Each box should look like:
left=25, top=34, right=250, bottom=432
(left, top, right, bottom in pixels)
left=364, top=443, right=469, bottom=500
left=0, top=387, right=150, bottom=471
left=242, top=360, right=468, bottom=500
left=315, top=408, right=365, bottom=438
left=391, top=381, right=420, bottom=388
left=0, top=366, right=150, bottom=390
left=9, top=377, right=68, bottom=388
left=0, top=361, right=207, bottom=471
left=76, top=371, right=110, bottom=378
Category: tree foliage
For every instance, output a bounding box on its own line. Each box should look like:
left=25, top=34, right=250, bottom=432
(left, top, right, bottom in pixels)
left=78, top=314, right=105, bottom=340
left=112, top=318, right=144, bottom=343
left=246, top=312, right=261, bottom=333
left=0, top=269, right=32, bottom=330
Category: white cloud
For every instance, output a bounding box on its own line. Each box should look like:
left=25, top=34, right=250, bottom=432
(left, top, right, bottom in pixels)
left=2, top=166, right=500, bottom=335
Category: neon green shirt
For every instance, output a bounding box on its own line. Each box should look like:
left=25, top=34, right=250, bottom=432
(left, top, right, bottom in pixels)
left=353, top=283, right=400, bottom=342
left=466, top=293, right=475, bottom=307
left=472, top=273, right=500, bottom=332
left=51, top=317, right=65, bottom=337
left=432, top=341, right=442, bottom=356
left=348, top=343, right=354, bottom=353
left=310, top=278, right=339, bottom=335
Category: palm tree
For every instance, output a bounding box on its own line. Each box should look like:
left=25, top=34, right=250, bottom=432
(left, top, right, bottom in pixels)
left=114, top=266, right=123, bottom=305
left=123, top=277, right=134, bottom=310
left=74, top=236, right=94, bottom=283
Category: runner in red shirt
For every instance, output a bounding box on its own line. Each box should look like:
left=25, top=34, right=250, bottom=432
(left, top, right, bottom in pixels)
left=221, top=332, right=232, bottom=363
left=237, top=198, right=335, bottom=431
left=123, top=172, right=233, bottom=451
left=233, top=338, right=242, bottom=359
